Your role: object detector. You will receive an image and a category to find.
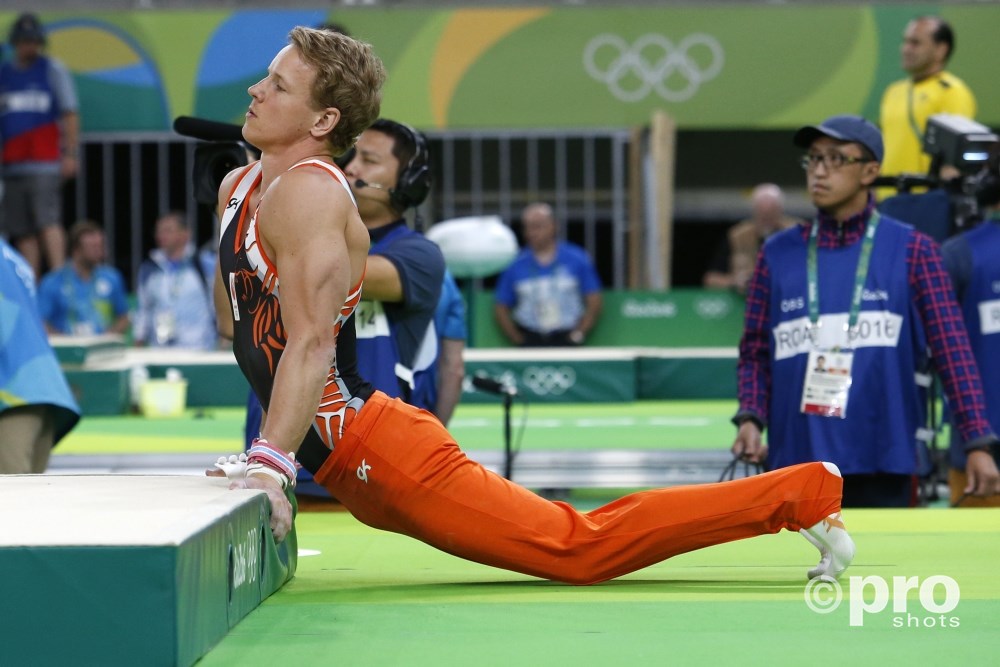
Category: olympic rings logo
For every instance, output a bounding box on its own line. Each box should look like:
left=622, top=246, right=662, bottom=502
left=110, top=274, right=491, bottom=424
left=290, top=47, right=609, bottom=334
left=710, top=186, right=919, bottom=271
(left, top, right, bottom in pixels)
left=583, top=33, right=724, bottom=103
left=522, top=366, right=577, bottom=396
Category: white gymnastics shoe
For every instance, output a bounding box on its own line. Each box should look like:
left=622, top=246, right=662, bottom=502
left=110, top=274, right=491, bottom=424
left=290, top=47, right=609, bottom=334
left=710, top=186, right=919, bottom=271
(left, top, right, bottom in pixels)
left=800, top=511, right=855, bottom=580
left=800, top=462, right=855, bottom=580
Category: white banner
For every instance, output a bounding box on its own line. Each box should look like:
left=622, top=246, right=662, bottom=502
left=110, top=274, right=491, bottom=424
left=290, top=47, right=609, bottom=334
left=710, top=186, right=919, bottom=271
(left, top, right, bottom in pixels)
left=978, top=299, right=1000, bottom=335
left=772, top=311, right=903, bottom=361
left=353, top=301, right=391, bottom=339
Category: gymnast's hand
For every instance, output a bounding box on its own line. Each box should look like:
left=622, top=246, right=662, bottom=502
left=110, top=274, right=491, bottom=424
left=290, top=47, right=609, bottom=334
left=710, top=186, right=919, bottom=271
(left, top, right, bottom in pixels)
left=206, top=453, right=248, bottom=481
left=205, top=452, right=294, bottom=541
left=231, top=473, right=294, bottom=543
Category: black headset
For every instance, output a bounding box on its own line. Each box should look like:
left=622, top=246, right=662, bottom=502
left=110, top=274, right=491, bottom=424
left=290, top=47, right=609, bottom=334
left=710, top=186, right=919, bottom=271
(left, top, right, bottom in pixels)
left=371, top=119, right=431, bottom=212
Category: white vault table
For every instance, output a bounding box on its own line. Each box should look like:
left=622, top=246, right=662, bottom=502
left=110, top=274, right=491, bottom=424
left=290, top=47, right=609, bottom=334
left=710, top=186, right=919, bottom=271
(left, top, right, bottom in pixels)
left=0, top=475, right=297, bottom=666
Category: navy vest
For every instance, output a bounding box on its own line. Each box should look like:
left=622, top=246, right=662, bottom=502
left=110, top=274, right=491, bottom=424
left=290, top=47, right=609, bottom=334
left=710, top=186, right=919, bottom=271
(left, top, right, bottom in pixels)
left=765, top=216, right=927, bottom=475
left=949, top=222, right=1000, bottom=468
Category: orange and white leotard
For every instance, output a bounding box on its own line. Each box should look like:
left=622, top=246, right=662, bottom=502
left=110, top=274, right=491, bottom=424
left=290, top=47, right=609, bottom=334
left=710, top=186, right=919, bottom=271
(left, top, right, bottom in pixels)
left=217, top=159, right=374, bottom=453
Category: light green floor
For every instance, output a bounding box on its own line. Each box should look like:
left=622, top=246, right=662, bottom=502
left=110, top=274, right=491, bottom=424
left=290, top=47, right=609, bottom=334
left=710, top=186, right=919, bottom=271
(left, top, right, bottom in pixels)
left=47, top=401, right=988, bottom=664
left=54, top=400, right=744, bottom=455
left=201, top=509, right=1000, bottom=666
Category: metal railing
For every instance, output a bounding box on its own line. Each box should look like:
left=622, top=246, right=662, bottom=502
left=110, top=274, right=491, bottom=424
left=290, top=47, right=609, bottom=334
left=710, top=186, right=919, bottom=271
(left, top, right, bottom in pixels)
left=74, top=128, right=635, bottom=289
left=425, top=129, right=632, bottom=288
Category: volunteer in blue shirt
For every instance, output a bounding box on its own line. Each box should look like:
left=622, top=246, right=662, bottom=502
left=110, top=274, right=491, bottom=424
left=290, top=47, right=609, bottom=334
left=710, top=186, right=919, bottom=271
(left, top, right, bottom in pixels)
left=37, top=220, right=129, bottom=336
left=494, top=202, right=603, bottom=347
left=0, top=13, right=80, bottom=277
left=0, top=238, right=80, bottom=473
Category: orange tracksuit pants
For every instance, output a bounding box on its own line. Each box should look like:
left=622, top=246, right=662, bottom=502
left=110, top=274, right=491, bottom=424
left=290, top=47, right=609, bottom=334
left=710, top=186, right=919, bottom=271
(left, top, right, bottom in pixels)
left=314, top=391, right=842, bottom=585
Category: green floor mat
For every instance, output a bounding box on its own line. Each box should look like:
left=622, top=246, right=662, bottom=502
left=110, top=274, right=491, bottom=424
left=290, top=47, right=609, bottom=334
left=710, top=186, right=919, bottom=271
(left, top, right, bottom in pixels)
left=200, top=509, right=999, bottom=666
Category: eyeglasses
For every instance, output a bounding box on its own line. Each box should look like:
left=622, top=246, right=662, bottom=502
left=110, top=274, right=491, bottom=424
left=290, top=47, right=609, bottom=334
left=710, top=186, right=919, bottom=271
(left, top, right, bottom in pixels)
left=800, top=152, right=871, bottom=171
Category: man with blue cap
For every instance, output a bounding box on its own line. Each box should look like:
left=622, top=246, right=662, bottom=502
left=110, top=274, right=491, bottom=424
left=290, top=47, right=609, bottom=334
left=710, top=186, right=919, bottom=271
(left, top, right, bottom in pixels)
left=0, top=12, right=80, bottom=278
left=731, top=114, right=999, bottom=507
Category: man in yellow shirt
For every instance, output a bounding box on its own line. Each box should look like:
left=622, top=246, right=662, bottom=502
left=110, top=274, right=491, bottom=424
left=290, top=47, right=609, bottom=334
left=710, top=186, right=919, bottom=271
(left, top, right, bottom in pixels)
left=878, top=16, right=976, bottom=198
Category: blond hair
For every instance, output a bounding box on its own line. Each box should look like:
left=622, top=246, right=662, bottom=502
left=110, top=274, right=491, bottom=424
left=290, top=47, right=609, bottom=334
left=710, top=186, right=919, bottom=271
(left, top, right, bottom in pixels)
left=289, top=26, right=386, bottom=157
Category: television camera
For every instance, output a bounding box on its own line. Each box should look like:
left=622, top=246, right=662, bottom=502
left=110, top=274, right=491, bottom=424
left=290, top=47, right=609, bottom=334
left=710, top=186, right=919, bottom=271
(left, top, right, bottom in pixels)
left=875, top=114, right=999, bottom=236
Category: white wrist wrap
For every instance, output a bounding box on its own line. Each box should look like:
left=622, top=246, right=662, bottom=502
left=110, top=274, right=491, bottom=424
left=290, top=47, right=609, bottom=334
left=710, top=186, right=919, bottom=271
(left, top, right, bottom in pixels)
left=247, top=438, right=297, bottom=489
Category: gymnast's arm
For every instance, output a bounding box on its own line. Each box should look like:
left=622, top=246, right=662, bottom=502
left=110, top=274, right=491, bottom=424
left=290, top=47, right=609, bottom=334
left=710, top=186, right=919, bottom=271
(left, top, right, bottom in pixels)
left=255, top=168, right=352, bottom=460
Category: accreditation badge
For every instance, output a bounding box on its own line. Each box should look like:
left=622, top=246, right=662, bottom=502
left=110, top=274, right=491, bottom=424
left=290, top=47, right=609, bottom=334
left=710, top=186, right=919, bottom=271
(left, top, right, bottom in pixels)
left=800, top=349, right=854, bottom=418
left=537, top=301, right=562, bottom=331
left=154, top=310, right=177, bottom=345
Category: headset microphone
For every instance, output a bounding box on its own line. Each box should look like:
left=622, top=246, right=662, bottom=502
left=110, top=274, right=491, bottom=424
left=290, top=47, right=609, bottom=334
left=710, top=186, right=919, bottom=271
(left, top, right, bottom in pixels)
left=354, top=179, right=388, bottom=190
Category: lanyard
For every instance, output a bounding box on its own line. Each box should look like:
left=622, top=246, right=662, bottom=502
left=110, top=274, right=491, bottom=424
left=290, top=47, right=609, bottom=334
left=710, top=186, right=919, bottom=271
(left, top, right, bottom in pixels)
left=63, top=266, right=101, bottom=329
left=906, top=80, right=924, bottom=144
left=807, top=211, right=880, bottom=336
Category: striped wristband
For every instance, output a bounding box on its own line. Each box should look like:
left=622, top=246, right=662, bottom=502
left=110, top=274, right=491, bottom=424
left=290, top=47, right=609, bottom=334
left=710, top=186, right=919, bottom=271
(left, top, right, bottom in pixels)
left=247, top=437, right=297, bottom=489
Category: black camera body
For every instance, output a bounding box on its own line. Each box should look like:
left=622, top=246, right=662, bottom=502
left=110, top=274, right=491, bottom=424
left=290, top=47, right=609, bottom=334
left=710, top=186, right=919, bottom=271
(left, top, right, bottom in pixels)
left=923, top=114, right=998, bottom=177
left=193, top=143, right=249, bottom=206
left=877, top=115, right=999, bottom=238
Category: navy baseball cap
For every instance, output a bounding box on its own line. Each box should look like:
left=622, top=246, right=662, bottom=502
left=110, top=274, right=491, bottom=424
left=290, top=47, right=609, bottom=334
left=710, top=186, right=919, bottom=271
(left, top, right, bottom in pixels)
left=9, top=13, right=45, bottom=45
left=793, top=114, right=883, bottom=163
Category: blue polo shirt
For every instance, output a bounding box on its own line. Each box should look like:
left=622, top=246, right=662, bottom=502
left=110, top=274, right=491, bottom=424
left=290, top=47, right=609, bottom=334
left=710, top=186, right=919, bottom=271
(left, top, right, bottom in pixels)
left=37, top=263, right=129, bottom=335
left=495, top=241, right=602, bottom=334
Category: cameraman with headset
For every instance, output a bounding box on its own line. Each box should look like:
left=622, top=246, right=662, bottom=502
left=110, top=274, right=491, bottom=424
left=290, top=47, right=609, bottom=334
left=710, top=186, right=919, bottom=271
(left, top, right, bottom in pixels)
left=941, top=155, right=1000, bottom=506
left=342, top=119, right=448, bottom=416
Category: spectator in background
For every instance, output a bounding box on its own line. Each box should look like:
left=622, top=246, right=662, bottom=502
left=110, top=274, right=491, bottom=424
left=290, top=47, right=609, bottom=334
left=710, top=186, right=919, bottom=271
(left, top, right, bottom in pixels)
left=0, top=13, right=80, bottom=277
left=134, top=211, right=216, bottom=350
left=941, top=158, right=1000, bottom=507
left=732, top=114, right=999, bottom=507
left=703, top=184, right=800, bottom=294
left=0, top=237, right=79, bottom=473
left=878, top=16, right=975, bottom=198
left=494, top=202, right=602, bottom=346
left=37, top=220, right=129, bottom=336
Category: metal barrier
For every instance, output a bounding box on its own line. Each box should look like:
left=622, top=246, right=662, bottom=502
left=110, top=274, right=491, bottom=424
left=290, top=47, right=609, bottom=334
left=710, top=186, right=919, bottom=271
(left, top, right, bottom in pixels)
left=425, top=128, right=633, bottom=289
left=76, top=133, right=204, bottom=288
left=74, top=128, right=634, bottom=289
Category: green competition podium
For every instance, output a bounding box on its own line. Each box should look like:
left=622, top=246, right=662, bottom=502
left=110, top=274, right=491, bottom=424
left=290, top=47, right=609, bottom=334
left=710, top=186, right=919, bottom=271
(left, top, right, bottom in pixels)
left=0, top=475, right=297, bottom=666
left=61, top=347, right=251, bottom=415
left=54, top=342, right=738, bottom=415
left=49, top=333, right=128, bottom=367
